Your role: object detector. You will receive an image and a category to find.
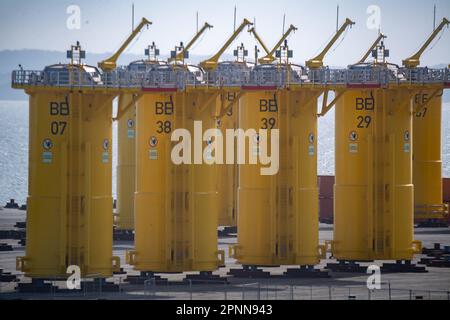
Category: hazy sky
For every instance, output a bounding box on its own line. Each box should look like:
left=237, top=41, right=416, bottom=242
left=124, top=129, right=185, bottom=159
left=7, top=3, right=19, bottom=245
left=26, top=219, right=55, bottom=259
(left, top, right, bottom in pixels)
left=1, top=0, right=449, bottom=67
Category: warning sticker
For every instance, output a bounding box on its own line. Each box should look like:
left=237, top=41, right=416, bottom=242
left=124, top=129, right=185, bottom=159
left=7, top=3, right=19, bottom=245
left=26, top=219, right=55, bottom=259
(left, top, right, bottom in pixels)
left=127, top=129, right=135, bottom=139
left=103, top=139, right=109, bottom=151
left=102, top=152, right=109, bottom=164
left=404, top=130, right=410, bottom=142
left=404, top=143, right=411, bottom=153
left=149, top=149, right=158, bottom=160
left=349, top=143, right=358, bottom=154
left=42, top=139, right=53, bottom=150
left=149, top=136, right=158, bottom=148
left=42, top=152, right=53, bottom=164
left=308, top=145, right=315, bottom=156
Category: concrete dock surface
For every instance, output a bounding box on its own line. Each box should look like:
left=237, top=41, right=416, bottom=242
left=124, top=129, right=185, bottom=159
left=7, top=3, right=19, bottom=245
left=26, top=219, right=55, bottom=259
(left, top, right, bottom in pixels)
left=1, top=207, right=449, bottom=300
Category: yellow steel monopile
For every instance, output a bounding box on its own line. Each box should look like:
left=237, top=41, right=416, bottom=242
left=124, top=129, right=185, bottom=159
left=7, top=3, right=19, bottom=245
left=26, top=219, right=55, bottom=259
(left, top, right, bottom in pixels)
left=127, top=88, right=225, bottom=272
left=103, top=17, right=151, bottom=231
left=333, top=88, right=421, bottom=260
left=129, top=91, right=183, bottom=272
left=115, top=43, right=161, bottom=232
left=201, top=19, right=254, bottom=229
left=234, top=88, right=324, bottom=266
left=232, top=19, right=348, bottom=267
left=403, top=17, right=450, bottom=220
left=331, top=40, right=422, bottom=261
left=115, top=94, right=139, bottom=230
left=15, top=45, right=120, bottom=277
left=413, top=91, right=448, bottom=219
left=217, top=92, right=239, bottom=228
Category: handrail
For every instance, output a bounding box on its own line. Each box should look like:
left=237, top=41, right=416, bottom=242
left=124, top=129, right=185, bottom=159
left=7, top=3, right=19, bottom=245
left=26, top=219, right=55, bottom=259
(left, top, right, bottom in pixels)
left=12, top=67, right=450, bottom=90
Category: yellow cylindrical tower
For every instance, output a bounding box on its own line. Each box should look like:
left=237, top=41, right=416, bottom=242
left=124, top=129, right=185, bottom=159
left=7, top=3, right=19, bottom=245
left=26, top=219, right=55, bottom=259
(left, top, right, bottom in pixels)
left=128, top=89, right=223, bottom=273
left=412, top=91, right=448, bottom=220
left=217, top=92, right=238, bottom=228
left=17, top=88, right=119, bottom=278
left=115, top=94, right=136, bottom=230
left=334, top=87, right=420, bottom=261
left=131, top=91, right=180, bottom=272
left=236, top=90, right=279, bottom=266
left=188, top=91, right=222, bottom=271
left=114, top=55, right=165, bottom=232
left=289, top=90, right=320, bottom=266
left=234, top=88, right=320, bottom=267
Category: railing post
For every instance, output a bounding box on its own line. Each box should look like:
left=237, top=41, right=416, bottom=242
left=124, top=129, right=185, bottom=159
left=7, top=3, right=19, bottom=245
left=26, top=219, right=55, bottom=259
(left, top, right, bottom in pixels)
left=275, top=284, right=277, bottom=300
left=189, top=279, right=192, bottom=300
left=152, top=277, right=156, bottom=298
left=257, top=283, right=261, bottom=301
left=224, top=283, right=227, bottom=301
left=388, top=282, right=391, bottom=300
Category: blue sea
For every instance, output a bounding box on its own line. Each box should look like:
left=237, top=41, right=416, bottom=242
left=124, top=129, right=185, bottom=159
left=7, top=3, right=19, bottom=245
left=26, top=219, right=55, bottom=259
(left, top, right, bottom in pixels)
left=0, top=100, right=449, bottom=206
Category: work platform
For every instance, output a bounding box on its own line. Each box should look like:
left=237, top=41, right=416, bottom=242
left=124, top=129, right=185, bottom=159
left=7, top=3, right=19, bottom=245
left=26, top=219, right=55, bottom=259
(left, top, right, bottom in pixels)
left=11, top=66, right=450, bottom=93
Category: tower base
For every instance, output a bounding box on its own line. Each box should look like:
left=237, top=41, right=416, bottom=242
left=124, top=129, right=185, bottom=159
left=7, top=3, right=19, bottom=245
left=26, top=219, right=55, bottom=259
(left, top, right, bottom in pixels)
left=17, top=279, right=57, bottom=293
left=124, top=272, right=168, bottom=285
left=325, top=261, right=368, bottom=273
left=284, top=266, right=330, bottom=278
left=228, top=265, right=275, bottom=278
left=184, top=271, right=229, bottom=284
left=381, top=260, right=428, bottom=273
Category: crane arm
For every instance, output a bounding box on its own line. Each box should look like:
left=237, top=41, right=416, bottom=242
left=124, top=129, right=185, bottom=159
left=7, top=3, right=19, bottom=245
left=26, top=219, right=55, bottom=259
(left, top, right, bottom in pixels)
left=306, top=18, right=355, bottom=69
left=169, top=22, right=213, bottom=63
left=403, top=17, right=449, bottom=68
left=258, top=24, right=298, bottom=64
left=357, top=33, right=386, bottom=64
left=200, top=19, right=253, bottom=71
left=98, top=18, right=152, bottom=71
left=248, top=27, right=271, bottom=55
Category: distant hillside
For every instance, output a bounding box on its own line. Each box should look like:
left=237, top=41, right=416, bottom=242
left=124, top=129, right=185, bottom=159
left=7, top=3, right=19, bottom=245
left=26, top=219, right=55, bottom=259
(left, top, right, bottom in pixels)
left=1, top=49, right=449, bottom=102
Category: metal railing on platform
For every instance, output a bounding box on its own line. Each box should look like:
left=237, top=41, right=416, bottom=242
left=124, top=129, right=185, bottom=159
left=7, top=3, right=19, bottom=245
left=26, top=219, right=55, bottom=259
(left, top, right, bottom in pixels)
left=12, top=67, right=450, bottom=90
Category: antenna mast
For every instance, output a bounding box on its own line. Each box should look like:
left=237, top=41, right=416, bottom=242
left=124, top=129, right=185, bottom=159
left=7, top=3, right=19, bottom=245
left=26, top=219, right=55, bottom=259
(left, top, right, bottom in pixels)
left=132, top=3, right=135, bottom=31
left=433, top=4, right=437, bottom=30
left=234, top=6, right=237, bottom=32
left=336, top=5, right=340, bottom=31
left=196, top=11, right=199, bottom=33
